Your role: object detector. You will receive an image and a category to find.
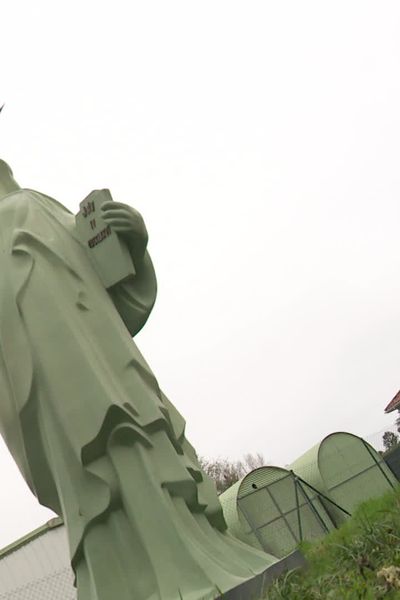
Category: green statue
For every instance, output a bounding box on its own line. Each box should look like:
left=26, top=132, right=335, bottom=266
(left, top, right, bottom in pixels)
left=0, top=160, right=275, bottom=600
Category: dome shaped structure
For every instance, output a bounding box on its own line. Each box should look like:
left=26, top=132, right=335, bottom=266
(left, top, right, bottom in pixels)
left=289, top=432, right=398, bottom=525
left=219, top=466, right=334, bottom=559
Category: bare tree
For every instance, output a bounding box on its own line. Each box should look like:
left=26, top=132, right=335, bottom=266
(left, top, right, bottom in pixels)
left=242, top=452, right=266, bottom=472
left=382, top=431, right=399, bottom=454
left=199, top=453, right=268, bottom=494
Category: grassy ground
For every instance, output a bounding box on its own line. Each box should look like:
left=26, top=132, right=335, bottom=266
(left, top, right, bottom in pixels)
left=266, top=487, right=400, bottom=599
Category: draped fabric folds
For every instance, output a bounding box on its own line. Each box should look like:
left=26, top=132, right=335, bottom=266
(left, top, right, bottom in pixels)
left=0, top=190, right=273, bottom=600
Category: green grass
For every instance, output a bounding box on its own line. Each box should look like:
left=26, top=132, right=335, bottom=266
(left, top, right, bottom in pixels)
left=266, top=487, right=400, bottom=599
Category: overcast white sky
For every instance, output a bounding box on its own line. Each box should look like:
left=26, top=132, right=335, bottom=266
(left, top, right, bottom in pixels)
left=0, top=0, right=400, bottom=547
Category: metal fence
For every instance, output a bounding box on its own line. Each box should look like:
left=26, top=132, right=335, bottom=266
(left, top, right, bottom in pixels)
left=234, top=469, right=336, bottom=558
left=0, top=522, right=75, bottom=600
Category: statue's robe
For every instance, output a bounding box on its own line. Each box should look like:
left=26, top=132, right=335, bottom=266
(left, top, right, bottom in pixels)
left=0, top=189, right=274, bottom=600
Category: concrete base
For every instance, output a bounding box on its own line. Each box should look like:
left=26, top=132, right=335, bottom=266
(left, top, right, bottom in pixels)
left=218, top=550, right=306, bottom=599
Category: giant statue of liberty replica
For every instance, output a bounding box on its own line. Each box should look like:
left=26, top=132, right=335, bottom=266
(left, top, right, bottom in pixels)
left=0, top=160, right=276, bottom=600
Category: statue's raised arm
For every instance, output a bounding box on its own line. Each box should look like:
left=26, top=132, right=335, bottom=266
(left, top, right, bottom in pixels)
left=75, top=188, right=157, bottom=337
left=102, top=197, right=158, bottom=337
left=108, top=248, right=157, bottom=337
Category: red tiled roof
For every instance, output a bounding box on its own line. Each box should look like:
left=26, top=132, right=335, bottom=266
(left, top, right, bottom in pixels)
left=385, top=390, right=400, bottom=413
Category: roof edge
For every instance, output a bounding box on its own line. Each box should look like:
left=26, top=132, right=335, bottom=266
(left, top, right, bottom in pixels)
left=384, top=390, right=400, bottom=414
left=0, top=516, right=63, bottom=560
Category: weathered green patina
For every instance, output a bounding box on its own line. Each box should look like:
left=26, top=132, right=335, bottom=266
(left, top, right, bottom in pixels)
left=0, top=160, right=275, bottom=600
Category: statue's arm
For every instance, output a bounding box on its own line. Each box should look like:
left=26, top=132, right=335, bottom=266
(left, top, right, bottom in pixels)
left=108, top=250, right=157, bottom=337
left=101, top=200, right=157, bottom=337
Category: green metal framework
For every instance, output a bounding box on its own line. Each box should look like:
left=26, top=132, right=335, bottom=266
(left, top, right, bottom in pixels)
left=219, top=466, right=335, bottom=558
left=289, top=432, right=398, bottom=525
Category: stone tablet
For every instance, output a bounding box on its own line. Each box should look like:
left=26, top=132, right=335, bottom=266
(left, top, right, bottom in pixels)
left=75, top=189, right=136, bottom=288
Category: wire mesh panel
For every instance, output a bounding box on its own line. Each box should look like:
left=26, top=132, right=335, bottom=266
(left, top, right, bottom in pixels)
left=239, top=487, right=281, bottom=533
left=329, top=464, right=394, bottom=513
left=0, top=568, right=75, bottom=600
left=319, top=433, right=397, bottom=518
left=295, top=502, right=325, bottom=540
left=320, top=434, right=370, bottom=489
left=235, top=468, right=333, bottom=558
left=291, top=432, right=398, bottom=527
left=255, top=518, right=297, bottom=557
left=0, top=524, right=76, bottom=600
left=269, top=475, right=297, bottom=515
left=295, top=484, right=334, bottom=540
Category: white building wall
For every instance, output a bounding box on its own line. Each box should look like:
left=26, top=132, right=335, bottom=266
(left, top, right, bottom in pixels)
left=0, top=524, right=75, bottom=600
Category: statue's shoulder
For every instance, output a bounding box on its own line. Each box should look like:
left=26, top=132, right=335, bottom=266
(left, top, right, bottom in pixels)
left=0, top=189, right=33, bottom=218
left=0, top=188, right=70, bottom=212
left=24, top=189, right=73, bottom=216
left=0, top=190, right=74, bottom=236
